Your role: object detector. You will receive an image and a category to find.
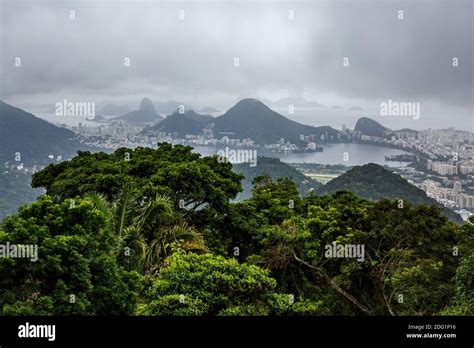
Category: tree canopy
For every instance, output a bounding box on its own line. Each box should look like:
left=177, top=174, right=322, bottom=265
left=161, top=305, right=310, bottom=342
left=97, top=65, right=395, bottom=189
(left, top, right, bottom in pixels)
left=1, top=143, right=471, bottom=316
left=32, top=144, right=243, bottom=214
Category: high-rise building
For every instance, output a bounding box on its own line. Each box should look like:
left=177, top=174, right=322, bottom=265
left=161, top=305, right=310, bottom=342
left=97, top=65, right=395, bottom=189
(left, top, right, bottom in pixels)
left=459, top=161, right=474, bottom=174
left=454, top=181, right=462, bottom=193
left=427, top=160, right=458, bottom=176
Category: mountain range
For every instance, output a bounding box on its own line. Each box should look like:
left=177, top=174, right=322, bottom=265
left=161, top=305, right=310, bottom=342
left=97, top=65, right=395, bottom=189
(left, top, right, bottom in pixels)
left=143, top=98, right=341, bottom=144
left=0, top=100, right=91, bottom=219
left=0, top=101, right=86, bottom=165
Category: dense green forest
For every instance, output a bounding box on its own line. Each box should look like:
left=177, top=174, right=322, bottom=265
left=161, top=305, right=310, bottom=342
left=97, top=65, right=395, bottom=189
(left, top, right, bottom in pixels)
left=0, top=144, right=472, bottom=316
left=0, top=171, right=42, bottom=220
left=233, top=157, right=322, bottom=201
left=319, top=163, right=463, bottom=224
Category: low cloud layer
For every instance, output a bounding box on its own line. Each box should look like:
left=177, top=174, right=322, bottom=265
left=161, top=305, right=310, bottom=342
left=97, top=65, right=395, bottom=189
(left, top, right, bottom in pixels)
left=0, top=0, right=472, bottom=129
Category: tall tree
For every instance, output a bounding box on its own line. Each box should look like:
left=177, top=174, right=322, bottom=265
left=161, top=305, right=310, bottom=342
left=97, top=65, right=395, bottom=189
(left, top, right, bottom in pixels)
left=0, top=196, right=140, bottom=315
left=32, top=144, right=243, bottom=215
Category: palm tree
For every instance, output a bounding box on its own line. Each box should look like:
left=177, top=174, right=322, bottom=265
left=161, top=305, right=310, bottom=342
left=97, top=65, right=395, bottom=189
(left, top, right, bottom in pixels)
left=84, top=186, right=207, bottom=274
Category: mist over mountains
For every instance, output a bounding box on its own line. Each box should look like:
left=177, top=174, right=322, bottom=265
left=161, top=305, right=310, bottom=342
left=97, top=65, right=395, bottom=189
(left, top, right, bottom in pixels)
left=140, top=98, right=341, bottom=144
left=114, top=98, right=163, bottom=124
left=0, top=101, right=86, bottom=165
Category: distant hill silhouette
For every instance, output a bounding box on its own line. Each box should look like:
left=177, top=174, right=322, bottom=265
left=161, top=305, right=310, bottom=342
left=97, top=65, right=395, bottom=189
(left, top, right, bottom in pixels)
left=198, top=106, right=220, bottom=114
left=88, top=114, right=110, bottom=123
left=354, top=117, right=388, bottom=137
left=180, top=110, right=213, bottom=124
left=98, top=103, right=130, bottom=116
left=319, top=163, right=462, bottom=223
left=233, top=156, right=322, bottom=200
left=213, top=99, right=339, bottom=144
left=0, top=101, right=85, bottom=165
left=115, top=98, right=163, bottom=123
left=145, top=110, right=213, bottom=137
left=266, top=97, right=326, bottom=109
left=154, top=101, right=193, bottom=115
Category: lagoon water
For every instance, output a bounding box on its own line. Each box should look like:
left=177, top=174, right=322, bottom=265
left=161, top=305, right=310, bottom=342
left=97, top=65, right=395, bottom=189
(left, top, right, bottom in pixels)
left=193, top=143, right=410, bottom=167
left=277, top=143, right=409, bottom=167
left=32, top=111, right=410, bottom=167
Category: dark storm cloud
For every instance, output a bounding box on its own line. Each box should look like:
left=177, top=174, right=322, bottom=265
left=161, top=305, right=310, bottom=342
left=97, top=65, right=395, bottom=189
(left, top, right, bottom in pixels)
left=307, top=0, right=473, bottom=106
left=0, top=0, right=472, bottom=125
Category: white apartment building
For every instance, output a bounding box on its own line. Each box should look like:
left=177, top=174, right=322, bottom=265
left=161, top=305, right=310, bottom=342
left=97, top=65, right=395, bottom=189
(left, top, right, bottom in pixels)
left=427, top=160, right=458, bottom=175
left=459, top=161, right=474, bottom=174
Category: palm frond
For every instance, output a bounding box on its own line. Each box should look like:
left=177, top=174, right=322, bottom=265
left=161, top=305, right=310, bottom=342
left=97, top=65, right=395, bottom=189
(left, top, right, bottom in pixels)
left=84, top=191, right=114, bottom=229
left=115, top=184, right=136, bottom=236
left=120, top=225, right=147, bottom=270
left=134, top=194, right=174, bottom=235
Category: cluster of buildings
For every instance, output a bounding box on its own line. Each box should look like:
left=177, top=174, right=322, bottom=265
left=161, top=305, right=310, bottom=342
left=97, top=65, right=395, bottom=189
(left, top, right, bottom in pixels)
left=2, top=161, right=40, bottom=175
left=349, top=126, right=474, bottom=220
left=426, top=160, right=474, bottom=178
left=459, top=160, right=474, bottom=174
left=69, top=122, right=150, bottom=149
left=62, top=120, right=474, bottom=220
left=342, top=126, right=474, bottom=163
left=69, top=121, right=324, bottom=154
left=427, top=160, right=458, bottom=176
left=419, top=180, right=474, bottom=209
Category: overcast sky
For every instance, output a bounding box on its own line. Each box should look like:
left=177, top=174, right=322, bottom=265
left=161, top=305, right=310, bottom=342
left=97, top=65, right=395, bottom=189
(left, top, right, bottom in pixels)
left=0, top=0, right=472, bottom=130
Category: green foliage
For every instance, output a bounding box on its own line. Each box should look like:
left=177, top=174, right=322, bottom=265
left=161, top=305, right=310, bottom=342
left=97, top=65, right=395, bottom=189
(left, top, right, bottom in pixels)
left=224, top=177, right=464, bottom=316
left=442, top=218, right=474, bottom=315
left=1, top=147, right=470, bottom=317
left=0, top=196, right=140, bottom=315
left=138, top=251, right=282, bottom=316
left=137, top=294, right=206, bottom=316
left=444, top=253, right=474, bottom=315
left=319, top=163, right=462, bottom=223
left=32, top=144, right=243, bottom=215
left=83, top=189, right=207, bottom=274
left=233, top=157, right=321, bottom=200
